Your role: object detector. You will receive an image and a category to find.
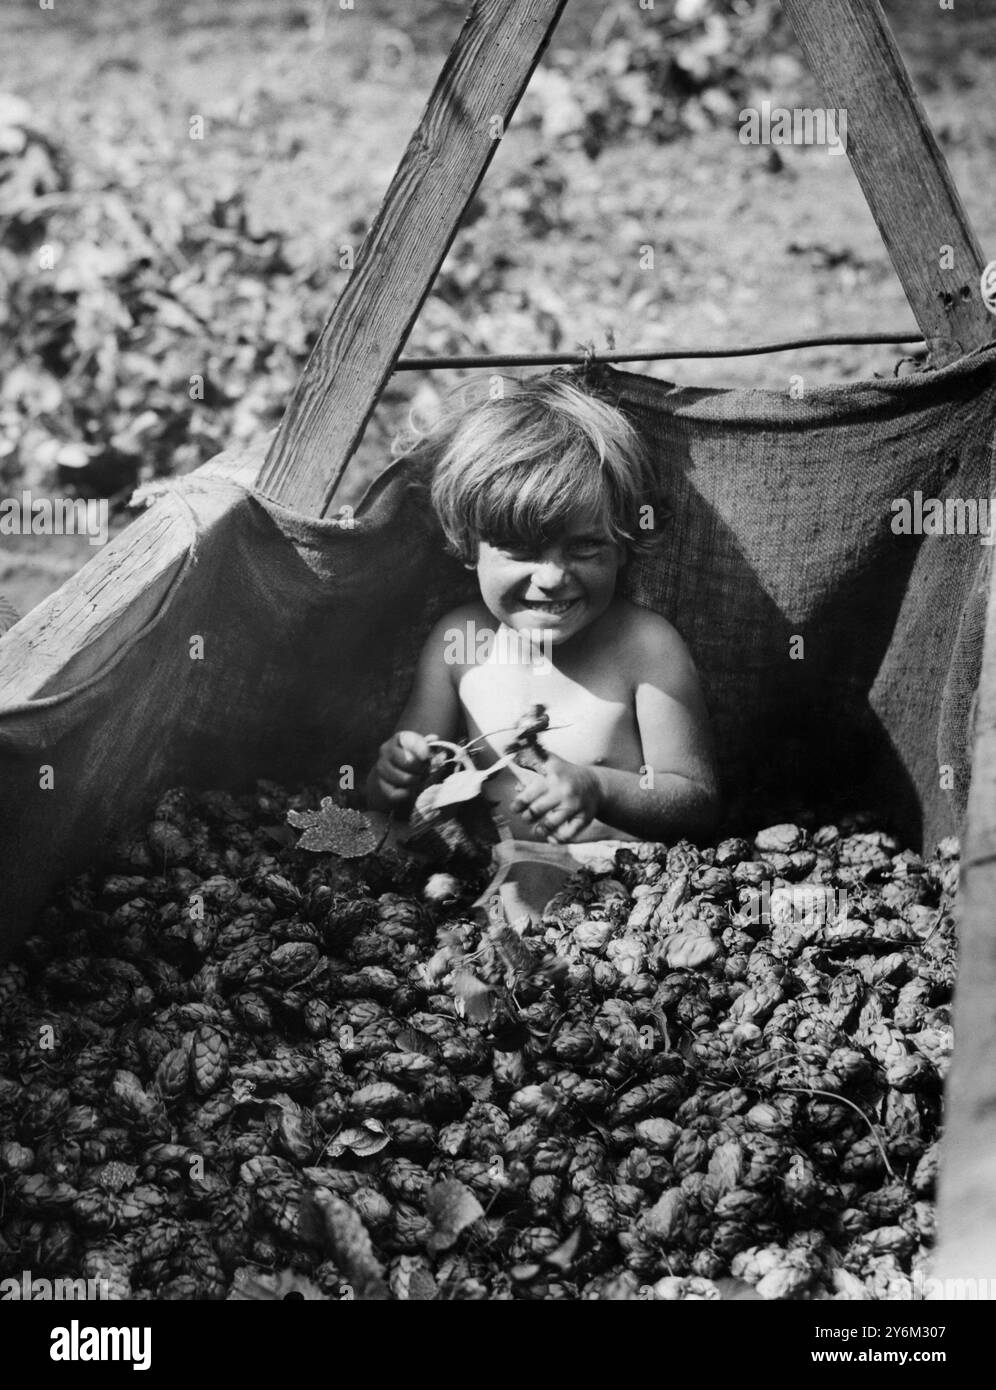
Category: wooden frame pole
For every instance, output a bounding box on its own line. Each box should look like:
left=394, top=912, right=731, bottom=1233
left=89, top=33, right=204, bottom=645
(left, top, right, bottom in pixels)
left=781, top=0, right=993, bottom=368
left=935, top=544, right=996, bottom=1289
left=256, top=0, right=568, bottom=517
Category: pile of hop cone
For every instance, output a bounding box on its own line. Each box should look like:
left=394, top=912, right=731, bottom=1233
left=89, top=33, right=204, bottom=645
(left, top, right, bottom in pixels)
left=0, top=783, right=956, bottom=1300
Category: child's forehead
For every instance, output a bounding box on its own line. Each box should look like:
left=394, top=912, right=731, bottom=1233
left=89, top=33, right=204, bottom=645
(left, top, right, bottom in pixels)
left=550, top=506, right=614, bottom=538
left=495, top=505, right=613, bottom=541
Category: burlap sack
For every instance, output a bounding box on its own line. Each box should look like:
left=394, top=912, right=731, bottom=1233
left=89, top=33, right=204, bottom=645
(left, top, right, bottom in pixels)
left=1, top=346, right=994, bottom=945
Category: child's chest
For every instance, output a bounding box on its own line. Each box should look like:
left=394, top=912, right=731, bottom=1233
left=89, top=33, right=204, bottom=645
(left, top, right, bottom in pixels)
left=456, top=658, right=642, bottom=769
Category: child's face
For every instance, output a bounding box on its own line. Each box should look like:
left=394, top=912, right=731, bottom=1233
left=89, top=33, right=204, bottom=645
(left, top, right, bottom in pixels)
left=474, top=510, right=625, bottom=645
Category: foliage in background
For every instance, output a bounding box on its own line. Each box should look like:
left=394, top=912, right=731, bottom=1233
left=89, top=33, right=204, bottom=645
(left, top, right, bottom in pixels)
left=0, top=91, right=327, bottom=504
left=529, top=0, right=790, bottom=157
left=0, top=0, right=790, bottom=511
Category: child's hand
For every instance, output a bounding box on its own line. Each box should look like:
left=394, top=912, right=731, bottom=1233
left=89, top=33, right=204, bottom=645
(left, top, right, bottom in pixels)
left=372, top=730, right=436, bottom=807
left=510, top=754, right=602, bottom=843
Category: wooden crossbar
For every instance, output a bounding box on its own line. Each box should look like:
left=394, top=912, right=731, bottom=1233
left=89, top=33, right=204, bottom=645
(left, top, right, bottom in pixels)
left=256, top=0, right=568, bottom=517
left=781, top=0, right=993, bottom=367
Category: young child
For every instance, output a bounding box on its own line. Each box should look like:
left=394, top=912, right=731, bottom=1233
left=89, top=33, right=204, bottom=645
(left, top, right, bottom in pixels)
left=366, top=374, right=718, bottom=907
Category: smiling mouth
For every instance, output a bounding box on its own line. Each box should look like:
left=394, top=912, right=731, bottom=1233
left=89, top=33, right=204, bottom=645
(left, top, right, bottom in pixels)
left=520, top=598, right=578, bottom=616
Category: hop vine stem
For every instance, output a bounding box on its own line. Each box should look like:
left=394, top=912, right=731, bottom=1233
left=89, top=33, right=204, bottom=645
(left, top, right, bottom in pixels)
left=774, top=1085, right=897, bottom=1179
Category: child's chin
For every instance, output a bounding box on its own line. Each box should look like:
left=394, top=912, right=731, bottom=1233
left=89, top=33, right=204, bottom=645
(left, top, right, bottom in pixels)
left=509, top=614, right=568, bottom=631
left=511, top=615, right=588, bottom=646
left=509, top=602, right=583, bottom=626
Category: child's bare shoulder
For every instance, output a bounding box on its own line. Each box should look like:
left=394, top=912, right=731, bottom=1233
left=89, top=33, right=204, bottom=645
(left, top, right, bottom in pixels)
left=426, top=599, right=493, bottom=641
left=609, top=598, right=689, bottom=650
left=436, top=598, right=492, bottom=625
left=607, top=600, right=699, bottom=686
left=418, top=601, right=493, bottom=673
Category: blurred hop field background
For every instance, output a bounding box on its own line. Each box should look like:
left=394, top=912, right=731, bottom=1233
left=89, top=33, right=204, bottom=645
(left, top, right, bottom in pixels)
left=1, top=0, right=995, bottom=615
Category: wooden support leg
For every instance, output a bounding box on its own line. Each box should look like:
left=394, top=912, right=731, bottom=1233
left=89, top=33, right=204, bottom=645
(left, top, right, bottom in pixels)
left=935, top=548, right=996, bottom=1293
left=781, top=0, right=996, bottom=1294
left=257, top=0, right=568, bottom=517
left=781, top=0, right=993, bottom=367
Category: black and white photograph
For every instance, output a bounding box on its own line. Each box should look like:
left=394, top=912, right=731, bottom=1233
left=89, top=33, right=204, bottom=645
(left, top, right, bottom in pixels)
left=0, top=0, right=994, bottom=1349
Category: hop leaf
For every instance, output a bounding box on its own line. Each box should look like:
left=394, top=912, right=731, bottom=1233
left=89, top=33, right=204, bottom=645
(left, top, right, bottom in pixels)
left=464, top=1074, right=495, bottom=1102
left=264, top=873, right=303, bottom=908
left=450, top=968, right=494, bottom=1024
left=488, top=925, right=539, bottom=981
left=394, top=1026, right=442, bottom=1059
left=425, top=1179, right=485, bottom=1253
left=286, top=799, right=378, bottom=858
left=327, top=1120, right=391, bottom=1159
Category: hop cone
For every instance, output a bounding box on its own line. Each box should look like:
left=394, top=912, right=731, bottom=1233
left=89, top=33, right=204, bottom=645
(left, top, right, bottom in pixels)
left=82, top=1245, right=134, bottom=1301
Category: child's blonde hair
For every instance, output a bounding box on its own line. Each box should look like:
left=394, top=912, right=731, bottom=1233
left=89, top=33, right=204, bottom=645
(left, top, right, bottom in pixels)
left=413, top=372, right=662, bottom=565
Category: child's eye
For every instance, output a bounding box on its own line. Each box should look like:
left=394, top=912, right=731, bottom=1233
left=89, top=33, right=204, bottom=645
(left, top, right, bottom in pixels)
left=568, top=541, right=607, bottom=559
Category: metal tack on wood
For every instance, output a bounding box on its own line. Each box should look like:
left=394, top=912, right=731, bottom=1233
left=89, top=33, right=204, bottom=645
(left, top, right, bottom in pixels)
left=781, top=0, right=994, bottom=367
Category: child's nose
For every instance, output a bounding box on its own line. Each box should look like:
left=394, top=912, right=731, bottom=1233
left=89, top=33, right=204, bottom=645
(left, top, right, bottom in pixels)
left=533, top=557, right=569, bottom=588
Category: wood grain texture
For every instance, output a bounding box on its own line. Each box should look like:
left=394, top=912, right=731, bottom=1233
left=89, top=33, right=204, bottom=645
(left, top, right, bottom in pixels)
left=256, top=0, right=568, bottom=517
left=781, top=0, right=993, bottom=367
left=0, top=448, right=262, bottom=704
left=936, top=548, right=996, bottom=1287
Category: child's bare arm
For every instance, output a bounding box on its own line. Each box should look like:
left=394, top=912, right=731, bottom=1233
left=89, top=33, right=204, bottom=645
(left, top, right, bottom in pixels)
left=513, top=611, right=719, bottom=842
left=598, top=615, right=718, bottom=838
left=365, top=614, right=463, bottom=812
left=588, top=718, right=718, bottom=842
